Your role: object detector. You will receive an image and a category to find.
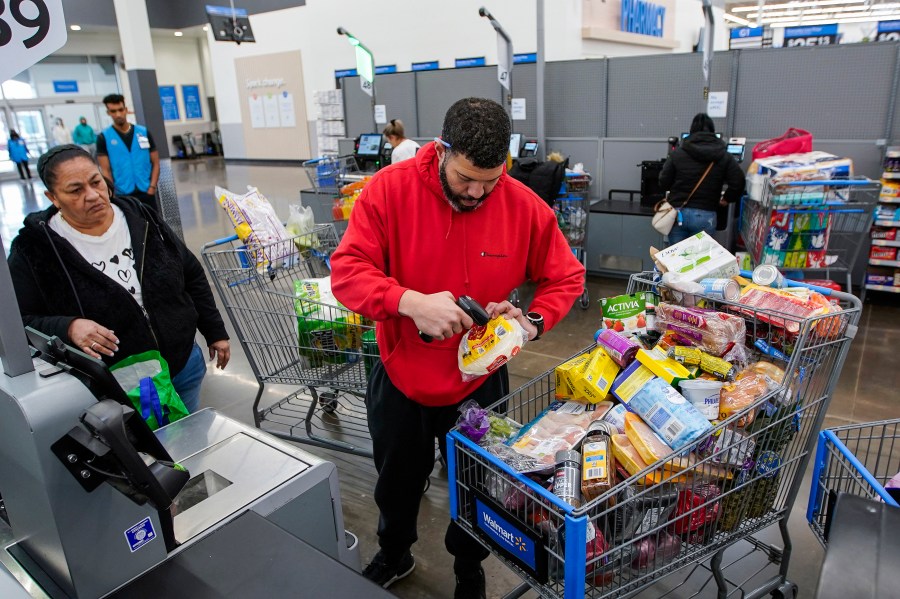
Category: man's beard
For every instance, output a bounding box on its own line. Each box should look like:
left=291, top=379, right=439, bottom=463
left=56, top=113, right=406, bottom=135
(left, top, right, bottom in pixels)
left=439, top=158, right=489, bottom=213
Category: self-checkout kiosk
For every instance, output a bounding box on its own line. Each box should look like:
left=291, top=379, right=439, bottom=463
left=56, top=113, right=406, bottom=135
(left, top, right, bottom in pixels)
left=0, top=251, right=387, bottom=598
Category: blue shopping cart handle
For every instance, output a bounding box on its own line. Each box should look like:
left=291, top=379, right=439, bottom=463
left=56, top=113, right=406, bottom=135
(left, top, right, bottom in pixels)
left=740, top=269, right=833, bottom=296
left=202, top=233, right=240, bottom=249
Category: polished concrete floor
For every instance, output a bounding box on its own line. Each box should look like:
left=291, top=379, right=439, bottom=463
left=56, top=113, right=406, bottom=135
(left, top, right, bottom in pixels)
left=2, top=158, right=897, bottom=598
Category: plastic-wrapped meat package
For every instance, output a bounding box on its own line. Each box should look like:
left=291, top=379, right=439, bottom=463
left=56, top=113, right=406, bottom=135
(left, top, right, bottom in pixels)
left=737, top=284, right=839, bottom=335
left=508, top=401, right=611, bottom=471
left=654, top=303, right=747, bottom=357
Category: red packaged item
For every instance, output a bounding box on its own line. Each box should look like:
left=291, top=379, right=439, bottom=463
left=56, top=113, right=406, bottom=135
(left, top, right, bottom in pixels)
left=671, top=484, right=721, bottom=539
left=802, top=279, right=842, bottom=292
left=871, top=227, right=898, bottom=241
left=870, top=246, right=898, bottom=261
left=737, top=285, right=835, bottom=335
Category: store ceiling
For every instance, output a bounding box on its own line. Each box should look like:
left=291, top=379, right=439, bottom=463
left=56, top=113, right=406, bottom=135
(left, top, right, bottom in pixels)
left=62, top=0, right=306, bottom=30
left=724, top=0, right=900, bottom=27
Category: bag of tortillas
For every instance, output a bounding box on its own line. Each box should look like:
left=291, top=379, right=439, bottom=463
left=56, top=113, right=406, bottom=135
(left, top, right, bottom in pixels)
left=458, top=316, right=528, bottom=382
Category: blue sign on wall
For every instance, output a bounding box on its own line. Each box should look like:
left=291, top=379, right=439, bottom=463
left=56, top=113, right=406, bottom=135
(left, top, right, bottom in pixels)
left=730, top=27, right=764, bottom=39
left=411, top=60, right=439, bottom=72
left=784, top=24, right=838, bottom=47
left=206, top=5, right=248, bottom=17
left=375, top=65, right=397, bottom=75
left=182, top=85, right=202, bottom=120
left=621, top=0, right=665, bottom=38
left=158, top=86, right=179, bottom=121
left=53, top=80, right=78, bottom=93
left=455, top=56, right=486, bottom=68
left=334, top=68, right=357, bottom=79
left=878, top=20, right=900, bottom=41
left=513, top=53, right=537, bottom=64
left=879, top=20, right=900, bottom=33
left=474, top=498, right=537, bottom=570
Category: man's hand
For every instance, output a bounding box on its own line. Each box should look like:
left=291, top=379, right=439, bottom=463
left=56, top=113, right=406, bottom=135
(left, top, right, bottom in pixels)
left=208, top=340, right=231, bottom=369
left=399, top=290, right=473, bottom=341
left=485, top=301, right=538, bottom=341
left=68, top=318, right=119, bottom=358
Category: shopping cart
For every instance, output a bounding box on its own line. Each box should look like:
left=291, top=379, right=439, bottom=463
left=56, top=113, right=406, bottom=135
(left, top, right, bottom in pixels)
left=807, top=418, right=900, bottom=546
left=740, top=177, right=880, bottom=293
left=447, top=271, right=861, bottom=599
left=559, top=172, right=592, bottom=310
left=200, top=224, right=377, bottom=457
left=302, top=156, right=368, bottom=235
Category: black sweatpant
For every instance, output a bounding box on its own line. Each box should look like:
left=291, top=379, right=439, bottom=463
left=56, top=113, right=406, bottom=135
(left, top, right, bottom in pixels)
left=366, top=360, right=508, bottom=570
left=15, top=161, right=31, bottom=180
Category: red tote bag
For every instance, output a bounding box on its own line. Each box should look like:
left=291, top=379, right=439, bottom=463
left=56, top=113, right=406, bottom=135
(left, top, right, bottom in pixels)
left=751, top=128, right=813, bottom=161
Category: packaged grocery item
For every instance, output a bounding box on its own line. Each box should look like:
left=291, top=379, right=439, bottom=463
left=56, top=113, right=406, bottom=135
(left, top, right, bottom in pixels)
left=508, top=401, right=612, bottom=471
left=611, top=362, right=713, bottom=448
left=581, top=421, right=616, bottom=503
left=455, top=399, right=521, bottom=446
left=571, top=348, right=620, bottom=403
left=698, top=278, right=740, bottom=301
left=611, top=434, right=665, bottom=485
left=696, top=427, right=756, bottom=468
left=602, top=403, right=629, bottom=434
left=719, top=373, right=772, bottom=427
left=636, top=347, right=693, bottom=386
left=870, top=246, right=898, bottom=261
left=553, top=450, right=582, bottom=507
left=608, top=483, right=679, bottom=541
left=746, top=152, right=853, bottom=201
left=458, top=315, right=527, bottom=382
left=752, top=264, right=785, bottom=288
left=217, top=185, right=292, bottom=271
left=631, top=532, right=682, bottom=571
left=600, top=292, right=648, bottom=334
left=624, top=412, right=673, bottom=465
left=652, top=232, right=740, bottom=282
left=678, top=379, right=724, bottom=420
left=555, top=352, right=592, bottom=399
left=294, top=278, right=363, bottom=365
left=738, top=284, right=839, bottom=336
left=699, top=353, right=736, bottom=381
left=594, top=329, right=640, bottom=368
left=735, top=251, right=754, bottom=272
left=654, top=303, right=747, bottom=357
left=667, top=346, right=702, bottom=365
left=670, top=484, right=721, bottom=540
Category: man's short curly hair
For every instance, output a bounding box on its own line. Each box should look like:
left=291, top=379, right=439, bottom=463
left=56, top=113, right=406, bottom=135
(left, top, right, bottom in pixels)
left=440, top=98, right=511, bottom=169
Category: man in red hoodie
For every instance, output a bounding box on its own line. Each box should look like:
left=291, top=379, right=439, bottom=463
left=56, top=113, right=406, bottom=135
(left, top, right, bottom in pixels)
left=331, top=98, right=585, bottom=598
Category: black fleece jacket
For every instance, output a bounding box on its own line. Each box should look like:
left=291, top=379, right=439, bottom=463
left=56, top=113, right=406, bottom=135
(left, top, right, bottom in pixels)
left=8, top=196, right=228, bottom=375
left=659, top=132, right=747, bottom=212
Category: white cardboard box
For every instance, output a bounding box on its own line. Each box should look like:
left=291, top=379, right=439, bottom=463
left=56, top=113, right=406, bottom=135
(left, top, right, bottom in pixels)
left=653, top=232, right=740, bottom=281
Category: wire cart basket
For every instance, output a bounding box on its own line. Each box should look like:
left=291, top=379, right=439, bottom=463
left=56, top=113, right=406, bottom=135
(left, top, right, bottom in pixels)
left=201, top=224, right=377, bottom=457
left=740, top=177, right=880, bottom=293
left=807, top=418, right=900, bottom=546
left=559, top=172, right=592, bottom=310
left=302, top=156, right=368, bottom=235
left=447, top=271, right=861, bottom=599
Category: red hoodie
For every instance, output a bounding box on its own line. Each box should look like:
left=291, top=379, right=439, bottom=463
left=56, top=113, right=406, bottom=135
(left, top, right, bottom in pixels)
left=330, top=142, right=585, bottom=407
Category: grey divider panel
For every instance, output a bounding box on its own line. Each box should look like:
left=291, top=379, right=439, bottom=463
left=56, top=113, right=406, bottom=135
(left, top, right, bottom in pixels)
left=156, top=159, right=183, bottom=241
left=415, top=66, right=502, bottom=138
left=600, top=139, right=670, bottom=200
left=343, top=76, right=374, bottom=139
left=510, top=63, right=537, bottom=138
left=545, top=138, right=601, bottom=196
left=545, top=60, right=607, bottom=138
left=338, top=138, right=356, bottom=156
left=735, top=44, right=896, bottom=141
left=375, top=72, right=419, bottom=137
left=607, top=52, right=734, bottom=138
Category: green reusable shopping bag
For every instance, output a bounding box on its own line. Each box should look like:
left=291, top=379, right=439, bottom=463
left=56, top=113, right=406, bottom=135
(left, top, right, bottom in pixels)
left=110, top=350, right=190, bottom=430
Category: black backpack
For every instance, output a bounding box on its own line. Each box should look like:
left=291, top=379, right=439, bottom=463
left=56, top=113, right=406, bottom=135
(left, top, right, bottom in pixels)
left=509, top=157, right=568, bottom=208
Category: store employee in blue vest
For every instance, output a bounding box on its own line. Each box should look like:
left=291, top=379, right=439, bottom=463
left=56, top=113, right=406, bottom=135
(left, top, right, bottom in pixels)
left=97, top=94, right=160, bottom=208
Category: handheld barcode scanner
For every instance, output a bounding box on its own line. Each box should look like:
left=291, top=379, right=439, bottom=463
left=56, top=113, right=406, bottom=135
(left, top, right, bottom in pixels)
left=419, top=295, right=490, bottom=343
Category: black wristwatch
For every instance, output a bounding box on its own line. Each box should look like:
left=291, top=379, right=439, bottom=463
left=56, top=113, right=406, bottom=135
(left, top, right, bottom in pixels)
left=526, top=312, right=544, bottom=341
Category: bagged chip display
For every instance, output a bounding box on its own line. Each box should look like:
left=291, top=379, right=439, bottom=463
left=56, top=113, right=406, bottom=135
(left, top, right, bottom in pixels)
left=216, top=185, right=292, bottom=271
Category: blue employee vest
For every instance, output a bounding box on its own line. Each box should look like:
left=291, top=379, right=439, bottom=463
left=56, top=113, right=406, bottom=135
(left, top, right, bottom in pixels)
left=104, top=124, right=151, bottom=195
left=8, top=138, right=28, bottom=163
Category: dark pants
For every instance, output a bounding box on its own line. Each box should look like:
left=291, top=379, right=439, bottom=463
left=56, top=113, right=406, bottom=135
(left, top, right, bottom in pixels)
left=366, top=360, right=508, bottom=571
left=15, top=161, right=31, bottom=180
left=129, top=189, right=159, bottom=212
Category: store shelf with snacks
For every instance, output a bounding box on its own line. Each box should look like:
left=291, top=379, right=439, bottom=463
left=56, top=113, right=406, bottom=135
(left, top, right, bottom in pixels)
left=869, top=258, right=900, bottom=267
left=871, top=239, right=900, bottom=247
left=875, top=220, right=900, bottom=227
left=865, top=284, right=900, bottom=293
left=882, top=171, right=900, bottom=180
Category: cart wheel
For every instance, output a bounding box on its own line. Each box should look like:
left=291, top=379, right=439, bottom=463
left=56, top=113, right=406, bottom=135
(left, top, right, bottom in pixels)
left=509, top=289, right=520, bottom=308
left=319, top=391, right=339, bottom=415
left=770, top=582, right=798, bottom=599
left=579, top=288, right=590, bottom=310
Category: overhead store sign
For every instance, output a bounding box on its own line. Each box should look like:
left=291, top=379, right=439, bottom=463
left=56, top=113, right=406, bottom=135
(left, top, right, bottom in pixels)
left=456, top=57, right=486, bottom=68
left=877, top=20, right=900, bottom=42
left=729, top=27, right=763, bottom=49
left=620, top=0, right=665, bottom=38
left=513, top=53, right=537, bottom=64
left=412, top=60, right=439, bottom=72
left=375, top=65, right=397, bottom=75
left=334, top=68, right=357, bottom=79
left=783, top=24, right=838, bottom=47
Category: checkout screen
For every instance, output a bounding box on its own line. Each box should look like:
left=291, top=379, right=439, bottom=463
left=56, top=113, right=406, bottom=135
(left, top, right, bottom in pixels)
left=357, top=134, right=382, bottom=156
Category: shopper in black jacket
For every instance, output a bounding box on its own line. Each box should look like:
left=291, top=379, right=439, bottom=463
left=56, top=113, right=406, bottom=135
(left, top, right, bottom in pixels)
left=659, top=113, right=746, bottom=245
left=8, top=145, right=230, bottom=413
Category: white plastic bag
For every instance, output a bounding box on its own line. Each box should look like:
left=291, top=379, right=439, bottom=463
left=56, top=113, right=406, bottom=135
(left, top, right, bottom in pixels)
left=286, top=202, right=319, bottom=250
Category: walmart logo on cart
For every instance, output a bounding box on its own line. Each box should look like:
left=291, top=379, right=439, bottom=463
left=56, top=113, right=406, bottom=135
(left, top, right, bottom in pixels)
left=475, top=498, right=537, bottom=569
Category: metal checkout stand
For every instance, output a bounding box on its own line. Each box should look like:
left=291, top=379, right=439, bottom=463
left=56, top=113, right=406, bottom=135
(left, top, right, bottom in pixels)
left=0, top=240, right=389, bottom=598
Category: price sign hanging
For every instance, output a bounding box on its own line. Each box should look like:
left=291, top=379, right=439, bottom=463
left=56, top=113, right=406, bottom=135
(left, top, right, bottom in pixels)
left=0, top=0, right=68, bottom=83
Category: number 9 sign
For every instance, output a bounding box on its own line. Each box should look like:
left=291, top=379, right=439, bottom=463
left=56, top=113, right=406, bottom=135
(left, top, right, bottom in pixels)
left=0, top=0, right=67, bottom=83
